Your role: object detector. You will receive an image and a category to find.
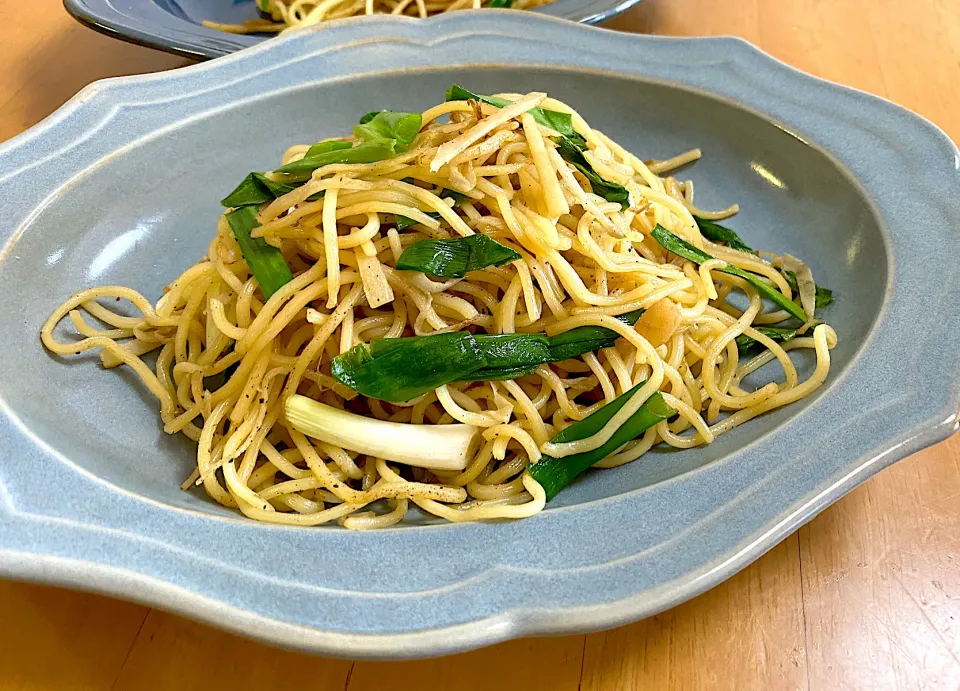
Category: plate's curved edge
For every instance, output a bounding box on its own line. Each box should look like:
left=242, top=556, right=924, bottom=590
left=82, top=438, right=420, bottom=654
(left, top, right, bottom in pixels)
left=2, top=410, right=956, bottom=660
left=62, top=0, right=230, bottom=60
left=62, top=0, right=646, bottom=59
left=2, top=13, right=959, bottom=657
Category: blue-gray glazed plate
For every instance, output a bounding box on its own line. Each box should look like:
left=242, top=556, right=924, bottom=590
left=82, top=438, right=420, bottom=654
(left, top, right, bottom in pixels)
left=1, top=14, right=958, bottom=659
left=63, top=0, right=645, bottom=59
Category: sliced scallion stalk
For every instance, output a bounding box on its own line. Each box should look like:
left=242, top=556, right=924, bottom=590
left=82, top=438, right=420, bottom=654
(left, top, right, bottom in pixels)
left=285, top=394, right=479, bottom=470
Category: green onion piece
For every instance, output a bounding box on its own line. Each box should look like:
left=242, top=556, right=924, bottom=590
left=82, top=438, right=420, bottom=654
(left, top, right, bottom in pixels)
left=694, top=216, right=754, bottom=253
left=225, top=110, right=423, bottom=206
left=463, top=364, right=540, bottom=381
left=274, top=140, right=398, bottom=179
left=783, top=270, right=834, bottom=309
left=221, top=173, right=270, bottom=208
left=488, top=0, right=512, bottom=6
left=735, top=326, right=799, bottom=356
left=444, top=84, right=582, bottom=143
left=275, top=111, right=422, bottom=180
left=304, top=139, right=353, bottom=159
left=440, top=188, right=469, bottom=205
left=650, top=225, right=807, bottom=322
left=528, top=384, right=675, bottom=501
left=396, top=234, right=521, bottom=278
left=254, top=172, right=298, bottom=198
left=225, top=206, right=294, bottom=300
left=332, top=309, right=647, bottom=397
left=331, top=331, right=485, bottom=403
left=462, top=334, right=551, bottom=381
left=554, top=136, right=630, bottom=209
left=546, top=308, right=645, bottom=362
left=286, top=394, right=478, bottom=471
left=394, top=214, right=427, bottom=231
left=456, top=309, right=645, bottom=381
left=354, top=110, right=422, bottom=150
left=221, top=172, right=298, bottom=208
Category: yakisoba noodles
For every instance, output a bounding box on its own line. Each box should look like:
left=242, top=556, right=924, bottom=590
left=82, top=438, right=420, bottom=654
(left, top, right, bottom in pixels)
left=41, top=86, right=837, bottom=529
left=203, top=0, right=552, bottom=34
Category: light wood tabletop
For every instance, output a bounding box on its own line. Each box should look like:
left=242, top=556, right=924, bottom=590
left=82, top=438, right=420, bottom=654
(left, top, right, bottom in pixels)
left=2, top=0, right=959, bottom=689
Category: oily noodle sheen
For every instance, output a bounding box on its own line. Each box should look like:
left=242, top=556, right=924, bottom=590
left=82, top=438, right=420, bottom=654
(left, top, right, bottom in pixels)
left=41, top=92, right=837, bottom=530
left=203, top=0, right=553, bottom=34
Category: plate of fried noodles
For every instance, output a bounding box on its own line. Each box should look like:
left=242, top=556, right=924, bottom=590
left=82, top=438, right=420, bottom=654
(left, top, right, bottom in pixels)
left=1, top=14, right=958, bottom=657
left=64, top=0, right=643, bottom=59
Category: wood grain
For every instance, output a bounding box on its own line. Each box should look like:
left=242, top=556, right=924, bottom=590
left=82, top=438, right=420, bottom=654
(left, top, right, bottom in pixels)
left=348, top=637, right=585, bottom=691
left=580, top=538, right=808, bottom=691
left=1, top=0, right=958, bottom=690
left=111, top=611, right=354, bottom=691
left=0, top=580, right=148, bottom=691
left=799, top=439, right=960, bottom=690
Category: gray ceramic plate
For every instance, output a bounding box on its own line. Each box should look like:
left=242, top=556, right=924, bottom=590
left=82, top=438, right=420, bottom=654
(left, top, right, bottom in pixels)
left=1, top=13, right=958, bottom=659
left=63, top=0, right=644, bottom=59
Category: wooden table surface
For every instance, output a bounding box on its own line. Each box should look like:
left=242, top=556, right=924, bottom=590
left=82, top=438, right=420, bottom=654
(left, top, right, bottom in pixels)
left=2, top=1, right=959, bottom=689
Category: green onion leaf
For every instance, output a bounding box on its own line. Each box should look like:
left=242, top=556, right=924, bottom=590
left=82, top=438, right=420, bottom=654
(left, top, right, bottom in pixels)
left=650, top=225, right=807, bottom=322
left=221, top=173, right=272, bottom=208
left=393, top=212, right=428, bottom=230
left=469, top=309, right=646, bottom=382
left=331, top=311, right=647, bottom=398
left=332, top=331, right=485, bottom=403
left=394, top=214, right=428, bottom=231
left=304, top=139, right=353, bottom=159
left=547, top=308, right=645, bottom=362
left=735, top=326, right=799, bottom=356
left=464, top=364, right=540, bottom=381
left=783, top=270, right=834, bottom=309
left=462, top=334, right=551, bottom=381
left=528, top=384, right=675, bottom=501
left=554, top=136, right=630, bottom=209
left=396, top=234, right=521, bottom=278
left=694, top=216, right=754, bottom=253
left=225, top=206, right=294, bottom=300
left=353, top=110, right=422, bottom=151
left=253, top=172, right=298, bottom=199
left=274, top=140, right=398, bottom=179
left=488, top=0, right=512, bottom=6
left=444, top=84, right=582, bottom=143
left=275, top=111, right=422, bottom=180
left=221, top=172, right=298, bottom=208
